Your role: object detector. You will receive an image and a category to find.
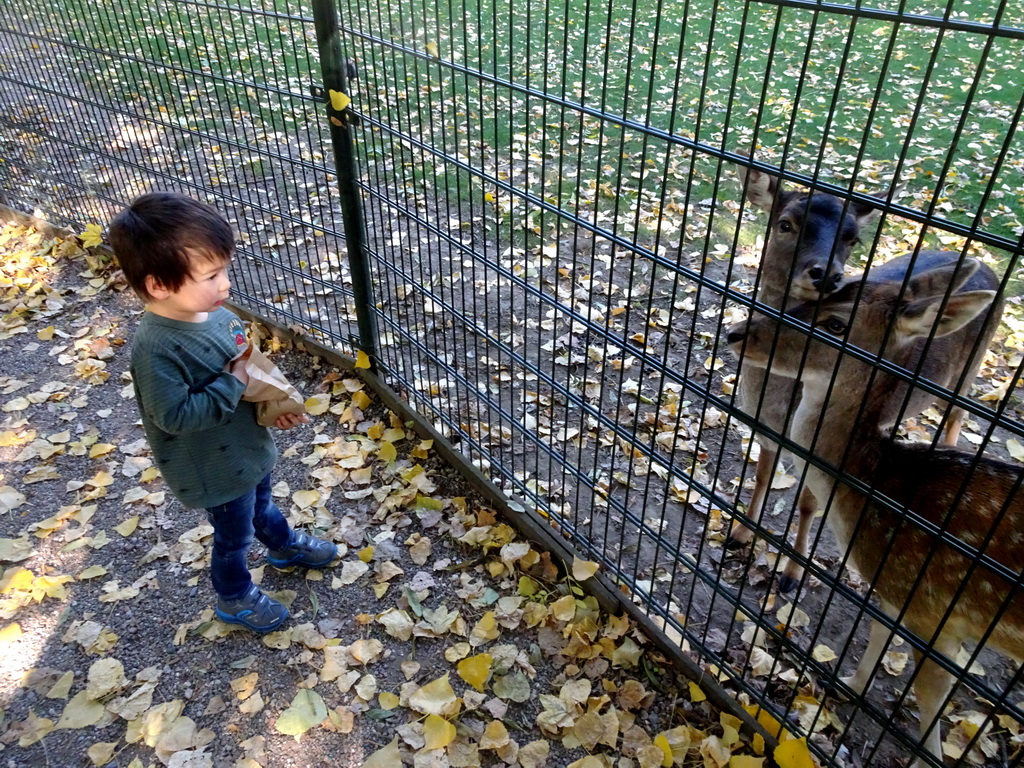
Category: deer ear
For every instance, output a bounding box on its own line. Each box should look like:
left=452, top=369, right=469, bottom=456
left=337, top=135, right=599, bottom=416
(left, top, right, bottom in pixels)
left=899, top=289, right=995, bottom=339
left=738, top=159, right=779, bottom=213
left=907, top=258, right=981, bottom=299
left=852, top=181, right=907, bottom=224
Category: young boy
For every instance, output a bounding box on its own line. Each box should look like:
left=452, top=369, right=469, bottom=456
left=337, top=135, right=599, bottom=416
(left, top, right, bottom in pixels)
left=108, top=191, right=337, bottom=633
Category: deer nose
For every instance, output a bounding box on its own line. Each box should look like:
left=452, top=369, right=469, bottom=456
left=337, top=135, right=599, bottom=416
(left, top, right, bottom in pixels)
left=808, top=266, right=841, bottom=293
left=727, top=327, right=746, bottom=345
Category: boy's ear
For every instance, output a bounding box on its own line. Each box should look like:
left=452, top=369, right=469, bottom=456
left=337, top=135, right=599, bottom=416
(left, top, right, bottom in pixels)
left=144, top=274, right=171, bottom=300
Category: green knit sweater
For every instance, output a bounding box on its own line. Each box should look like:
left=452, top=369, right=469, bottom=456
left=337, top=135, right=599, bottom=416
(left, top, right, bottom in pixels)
left=130, top=308, right=277, bottom=508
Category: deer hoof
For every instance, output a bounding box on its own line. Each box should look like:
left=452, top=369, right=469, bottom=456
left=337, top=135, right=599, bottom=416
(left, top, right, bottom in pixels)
left=776, top=572, right=799, bottom=594
left=724, top=533, right=750, bottom=551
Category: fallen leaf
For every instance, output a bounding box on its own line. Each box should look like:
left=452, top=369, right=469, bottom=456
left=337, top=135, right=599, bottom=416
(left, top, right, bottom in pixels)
left=457, top=653, right=493, bottom=692
left=409, top=673, right=458, bottom=716
left=572, top=556, right=600, bottom=581
left=362, top=737, right=401, bottom=767
left=423, top=713, right=457, bottom=750
left=55, top=690, right=105, bottom=729
left=114, top=516, right=139, bottom=537
left=305, top=394, right=331, bottom=415
left=328, top=89, right=351, bottom=112
left=775, top=738, right=815, bottom=768
left=275, top=689, right=327, bottom=740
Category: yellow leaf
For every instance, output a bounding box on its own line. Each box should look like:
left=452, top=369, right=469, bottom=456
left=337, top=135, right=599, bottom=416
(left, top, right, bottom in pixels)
left=0, top=535, right=33, bottom=561
left=275, top=688, right=327, bottom=740
left=88, top=443, right=116, bottom=458
left=571, top=556, right=600, bottom=581
left=485, top=192, right=495, bottom=203
left=1007, top=438, right=1024, bottom=462
left=425, top=41, right=439, bottom=58
left=87, top=470, right=115, bottom=488
left=114, top=516, right=139, bottom=537
left=55, top=690, right=105, bottom=729
left=812, top=644, right=837, bottom=662
left=729, top=756, right=765, bottom=767
left=355, top=349, right=371, bottom=369
left=1, top=568, right=34, bottom=594
left=305, top=394, right=331, bottom=416
left=329, top=89, right=351, bottom=112
left=424, top=713, right=456, bottom=750
left=551, top=594, right=576, bottom=621
left=481, top=719, right=510, bottom=749
left=362, top=737, right=401, bottom=768
left=653, top=733, right=674, bottom=767
left=37, top=326, right=55, bottom=341
left=409, top=673, right=458, bottom=716
left=688, top=681, right=707, bottom=702
left=46, top=671, right=75, bottom=700
left=471, top=611, right=500, bottom=642
left=358, top=546, right=374, bottom=563
left=518, top=576, right=538, bottom=596
left=351, top=391, right=371, bottom=410
left=457, top=653, right=493, bottom=692
left=292, top=489, right=321, bottom=510
left=88, top=741, right=118, bottom=766
left=80, top=223, right=104, bottom=248
left=774, top=738, right=815, bottom=768
left=378, top=441, right=396, bottom=463
left=378, top=691, right=400, bottom=710
left=0, top=622, right=23, bottom=645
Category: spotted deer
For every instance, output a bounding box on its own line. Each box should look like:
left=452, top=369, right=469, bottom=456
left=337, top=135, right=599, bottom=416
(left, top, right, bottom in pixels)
left=728, top=258, right=1016, bottom=766
left=731, top=161, right=986, bottom=592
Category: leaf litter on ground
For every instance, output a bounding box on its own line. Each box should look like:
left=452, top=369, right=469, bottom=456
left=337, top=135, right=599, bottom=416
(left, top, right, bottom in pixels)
left=0, top=220, right=816, bottom=766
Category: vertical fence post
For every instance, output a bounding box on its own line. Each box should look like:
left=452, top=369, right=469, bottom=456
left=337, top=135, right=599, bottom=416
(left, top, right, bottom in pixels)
left=311, top=0, right=378, bottom=366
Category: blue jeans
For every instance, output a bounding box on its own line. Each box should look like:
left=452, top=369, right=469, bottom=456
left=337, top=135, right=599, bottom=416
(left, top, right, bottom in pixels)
left=205, top=474, right=293, bottom=600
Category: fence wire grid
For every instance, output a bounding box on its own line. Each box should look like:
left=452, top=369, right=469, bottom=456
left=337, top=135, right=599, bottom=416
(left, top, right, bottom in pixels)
left=2, top=0, right=1024, bottom=765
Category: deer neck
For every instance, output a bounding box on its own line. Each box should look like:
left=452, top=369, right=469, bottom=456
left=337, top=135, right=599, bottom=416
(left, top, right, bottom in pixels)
left=790, top=367, right=889, bottom=487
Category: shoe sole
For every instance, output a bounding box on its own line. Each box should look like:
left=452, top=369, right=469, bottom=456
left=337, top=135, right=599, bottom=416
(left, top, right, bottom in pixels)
left=215, top=607, right=289, bottom=633
left=266, top=545, right=338, bottom=569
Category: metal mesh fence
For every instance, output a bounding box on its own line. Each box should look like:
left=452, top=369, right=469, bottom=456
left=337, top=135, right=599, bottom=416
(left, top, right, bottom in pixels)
left=0, top=0, right=363, bottom=350
left=2, top=0, right=1024, bottom=765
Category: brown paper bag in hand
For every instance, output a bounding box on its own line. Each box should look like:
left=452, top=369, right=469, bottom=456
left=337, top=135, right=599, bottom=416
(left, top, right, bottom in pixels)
left=236, top=344, right=306, bottom=427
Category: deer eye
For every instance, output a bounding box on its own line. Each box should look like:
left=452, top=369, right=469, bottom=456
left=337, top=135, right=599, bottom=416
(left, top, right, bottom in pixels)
left=777, top=220, right=794, bottom=233
left=821, top=317, right=847, bottom=335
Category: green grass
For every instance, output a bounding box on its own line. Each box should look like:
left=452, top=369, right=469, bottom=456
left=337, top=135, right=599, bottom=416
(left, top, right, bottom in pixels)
left=31, top=0, right=1024, bottom=263
left=354, top=0, right=1019, bottom=264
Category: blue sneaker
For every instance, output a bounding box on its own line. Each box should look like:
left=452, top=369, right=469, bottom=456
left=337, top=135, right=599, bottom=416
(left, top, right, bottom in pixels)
left=266, top=531, right=338, bottom=569
left=215, top=584, right=289, bottom=633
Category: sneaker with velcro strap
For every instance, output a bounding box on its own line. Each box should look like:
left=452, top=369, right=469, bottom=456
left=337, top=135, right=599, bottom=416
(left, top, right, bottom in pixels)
left=215, top=584, right=289, bottom=633
left=266, top=531, right=338, bottom=569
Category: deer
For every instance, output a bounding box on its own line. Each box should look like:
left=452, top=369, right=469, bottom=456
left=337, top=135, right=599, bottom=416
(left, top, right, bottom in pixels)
left=729, top=160, right=989, bottom=593
left=727, top=258, right=1017, bottom=767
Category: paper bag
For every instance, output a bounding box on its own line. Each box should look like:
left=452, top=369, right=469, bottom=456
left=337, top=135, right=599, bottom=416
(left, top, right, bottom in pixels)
left=237, top=344, right=306, bottom=427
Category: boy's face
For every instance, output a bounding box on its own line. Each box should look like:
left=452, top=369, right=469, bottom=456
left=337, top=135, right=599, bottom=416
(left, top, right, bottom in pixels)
left=145, top=253, right=232, bottom=322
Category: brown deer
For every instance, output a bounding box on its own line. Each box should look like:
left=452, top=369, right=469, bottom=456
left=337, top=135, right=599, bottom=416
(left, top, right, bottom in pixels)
left=730, top=162, right=985, bottom=592
left=727, top=258, right=1016, bottom=766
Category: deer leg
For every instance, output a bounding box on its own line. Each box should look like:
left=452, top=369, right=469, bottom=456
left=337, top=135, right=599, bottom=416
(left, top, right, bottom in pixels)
left=908, top=635, right=960, bottom=768
left=840, top=613, right=893, bottom=696
left=942, top=404, right=965, bottom=447
left=727, top=442, right=777, bottom=550
left=777, top=485, right=817, bottom=594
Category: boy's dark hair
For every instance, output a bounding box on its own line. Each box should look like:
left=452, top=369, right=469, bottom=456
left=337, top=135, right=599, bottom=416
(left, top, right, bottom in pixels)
left=107, top=192, right=235, bottom=301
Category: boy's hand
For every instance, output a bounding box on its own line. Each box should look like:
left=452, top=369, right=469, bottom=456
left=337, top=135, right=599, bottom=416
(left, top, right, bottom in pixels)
left=228, top=354, right=250, bottom=387
left=275, top=412, right=310, bottom=430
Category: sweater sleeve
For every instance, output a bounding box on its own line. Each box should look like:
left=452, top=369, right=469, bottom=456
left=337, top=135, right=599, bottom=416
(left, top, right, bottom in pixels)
left=133, top=345, right=247, bottom=435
